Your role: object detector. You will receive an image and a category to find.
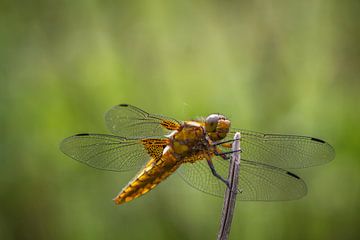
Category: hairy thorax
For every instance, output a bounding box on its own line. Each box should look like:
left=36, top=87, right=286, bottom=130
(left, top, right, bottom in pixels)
left=169, top=121, right=210, bottom=158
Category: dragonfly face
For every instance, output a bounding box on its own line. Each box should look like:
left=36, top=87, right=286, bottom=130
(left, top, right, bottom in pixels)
left=60, top=104, right=335, bottom=205
left=205, top=114, right=231, bottom=142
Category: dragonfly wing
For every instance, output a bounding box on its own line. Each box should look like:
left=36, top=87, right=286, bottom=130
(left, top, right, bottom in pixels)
left=177, top=157, right=307, bottom=201
left=105, top=104, right=181, bottom=138
left=226, top=129, right=335, bottom=169
left=60, top=133, right=168, bottom=171
left=237, top=160, right=307, bottom=200
left=178, top=157, right=227, bottom=198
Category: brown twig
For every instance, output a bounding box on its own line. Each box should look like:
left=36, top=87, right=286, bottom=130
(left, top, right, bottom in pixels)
left=217, top=132, right=241, bottom=240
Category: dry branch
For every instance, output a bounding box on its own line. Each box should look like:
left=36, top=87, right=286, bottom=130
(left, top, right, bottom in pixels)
left=217, top=132, right=241, bottom=240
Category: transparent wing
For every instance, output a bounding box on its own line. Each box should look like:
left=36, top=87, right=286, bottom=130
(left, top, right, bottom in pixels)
left=223, top=129, right=335, bottom=169
left=60, top=133, right=167, bottom=171
left=105, top=104, right=181, bottom=138
left=177, top=157, right=307, bottom=201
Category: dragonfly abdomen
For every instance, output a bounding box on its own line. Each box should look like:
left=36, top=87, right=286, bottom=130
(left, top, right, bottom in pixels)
left=113, top=150, right=180, bottom=204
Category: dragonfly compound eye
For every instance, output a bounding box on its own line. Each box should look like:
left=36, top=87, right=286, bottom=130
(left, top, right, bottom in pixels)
left=205, top=114, right=220, bottom=132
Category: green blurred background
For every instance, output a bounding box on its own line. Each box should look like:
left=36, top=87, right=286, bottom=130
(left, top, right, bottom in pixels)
left=1, top=0, right=359, bottom=239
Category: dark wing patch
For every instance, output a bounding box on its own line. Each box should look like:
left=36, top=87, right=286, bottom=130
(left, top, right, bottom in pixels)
left=311, top=137, right=325, bottom=143
left=286, top=171, right=300, bottom=179
left=141, top=138, right=169, bottom=160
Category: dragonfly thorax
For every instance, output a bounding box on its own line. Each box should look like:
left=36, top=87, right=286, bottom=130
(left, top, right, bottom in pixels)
left=170, top=122, right=209, bottom=156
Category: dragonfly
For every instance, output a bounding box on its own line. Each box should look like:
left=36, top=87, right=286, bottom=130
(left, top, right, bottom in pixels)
left=60, top=104, right=335, bottom=204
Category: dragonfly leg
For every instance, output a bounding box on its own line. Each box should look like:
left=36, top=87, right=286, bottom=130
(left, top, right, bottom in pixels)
left=212, top=138, right=240, bottom=146
left=213, top=148, right=231, bottom=160
left=214, top=149, right=242, bottom=158
left=206, top=158, right=230, bottom=188
left=213, top=145, right=242, bottom=161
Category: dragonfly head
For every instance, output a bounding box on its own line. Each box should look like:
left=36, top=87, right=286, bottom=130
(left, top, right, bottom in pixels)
left=205, top=114, right=231, bottom=141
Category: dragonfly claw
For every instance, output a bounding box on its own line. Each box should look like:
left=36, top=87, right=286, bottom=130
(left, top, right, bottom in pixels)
left=225, top=180, right=231, bottom=189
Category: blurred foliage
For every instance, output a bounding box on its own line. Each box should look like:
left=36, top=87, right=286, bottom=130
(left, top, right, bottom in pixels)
left=0, top=0, right=359, bottom=239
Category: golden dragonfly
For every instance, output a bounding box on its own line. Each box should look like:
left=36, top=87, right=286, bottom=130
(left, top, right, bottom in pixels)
left=60, top=104, right=335, bottom=204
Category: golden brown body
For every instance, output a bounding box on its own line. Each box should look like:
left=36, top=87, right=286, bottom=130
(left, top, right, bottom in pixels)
left=114, top=121, right=214, bottom=204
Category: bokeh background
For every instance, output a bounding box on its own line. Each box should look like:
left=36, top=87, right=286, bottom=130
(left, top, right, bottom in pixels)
left=1, top=1, right=359, bottom=239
